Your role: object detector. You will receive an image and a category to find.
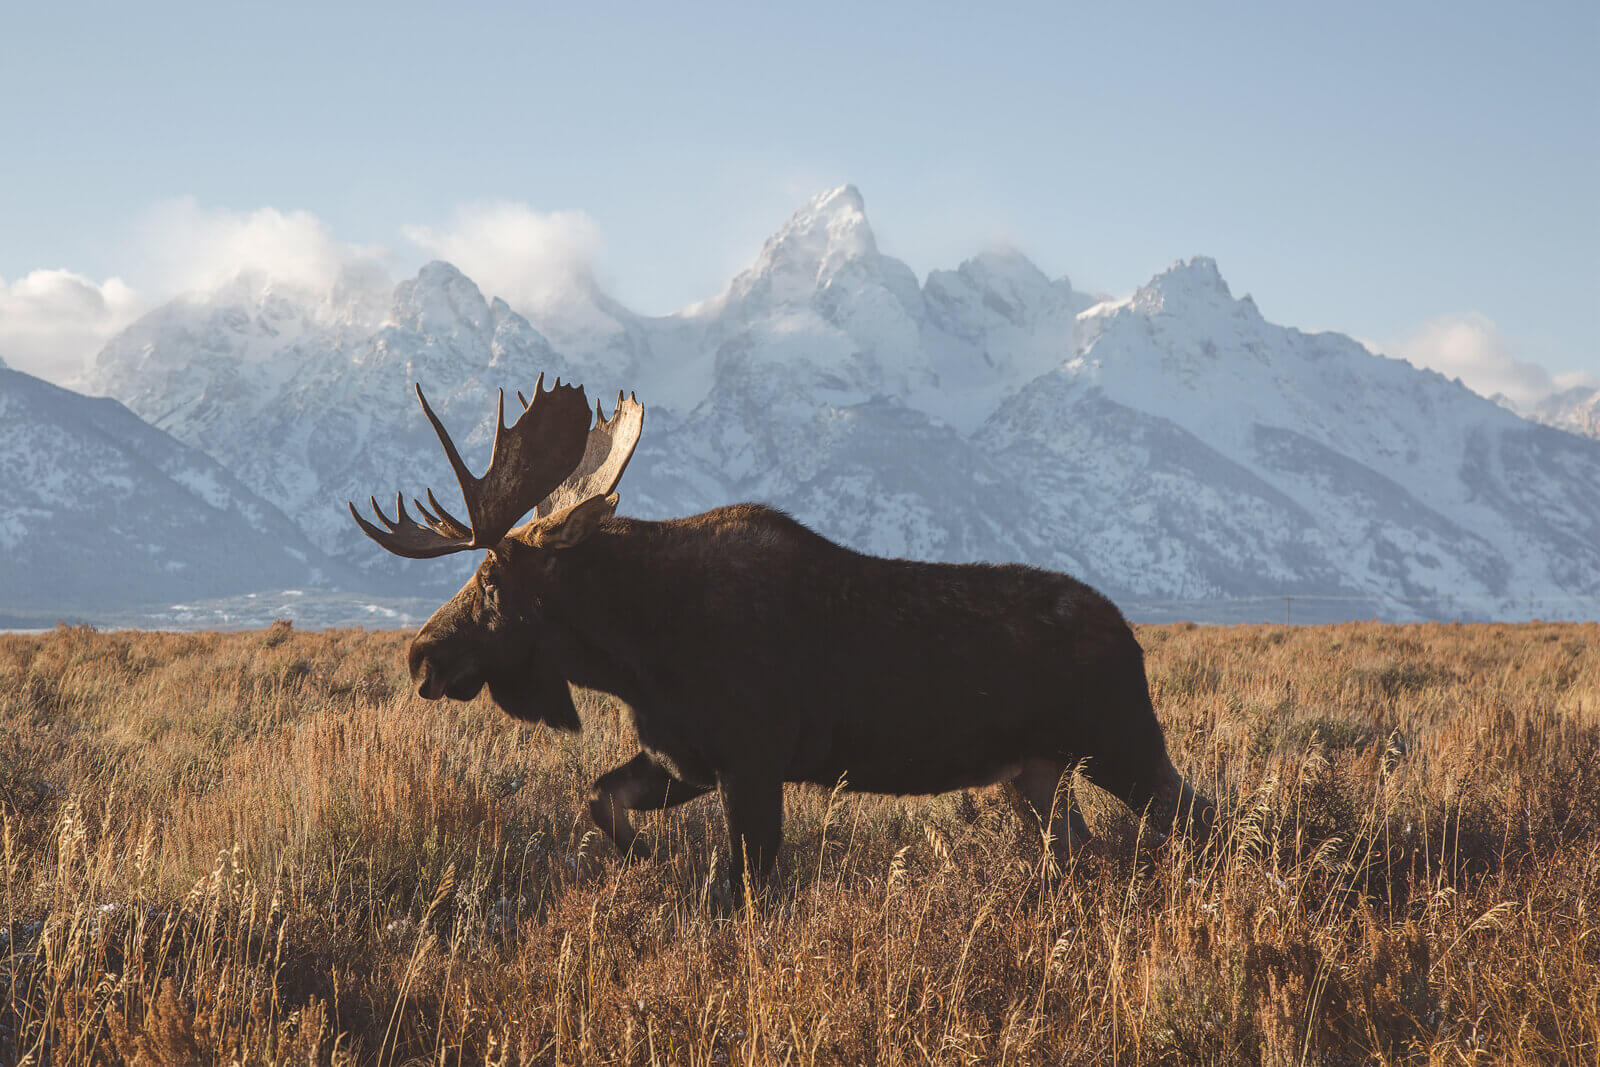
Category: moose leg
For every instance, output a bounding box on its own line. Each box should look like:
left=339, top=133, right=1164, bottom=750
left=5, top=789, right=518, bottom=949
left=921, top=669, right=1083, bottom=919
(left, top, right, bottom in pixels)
left=589, top=752, right=711, bottom=861
left=1005, top=758, right=1092, bottom=870
left=1079, top=663, right=1217, bottom=848
left=717, top=774, right=783, bottom=907
left=1109, top=761, right=1216, bottom=847
left=1076, top=742, right=1217, bottom=853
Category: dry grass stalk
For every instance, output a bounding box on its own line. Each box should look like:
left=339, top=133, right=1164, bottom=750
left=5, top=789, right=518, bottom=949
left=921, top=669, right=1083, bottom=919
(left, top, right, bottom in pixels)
left=0, top=620, right=1595, bottom=1062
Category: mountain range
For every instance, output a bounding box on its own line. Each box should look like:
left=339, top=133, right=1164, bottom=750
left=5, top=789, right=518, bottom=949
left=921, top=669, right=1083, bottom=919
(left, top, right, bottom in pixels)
left=6, top=185, right=1597, bottom=624
left=0, top=355, right=351, bottom=624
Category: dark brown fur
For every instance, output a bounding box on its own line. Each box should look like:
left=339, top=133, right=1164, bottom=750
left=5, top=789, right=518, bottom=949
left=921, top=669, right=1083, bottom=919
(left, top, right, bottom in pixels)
left=409, top=501, right=1214, bottom=901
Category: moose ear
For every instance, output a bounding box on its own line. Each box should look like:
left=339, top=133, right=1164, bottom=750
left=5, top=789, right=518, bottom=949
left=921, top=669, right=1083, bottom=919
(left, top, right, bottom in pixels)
left=528, top=492, right=618, bottom=550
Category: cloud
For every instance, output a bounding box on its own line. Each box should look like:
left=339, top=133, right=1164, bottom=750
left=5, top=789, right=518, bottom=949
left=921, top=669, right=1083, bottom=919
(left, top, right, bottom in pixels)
left=3, top=201, right=394, bottom=385
left=7, top=198, right=599, bottom=388
left=403, top=202, right=603, bottom=313
left=1381, top=313, right=1596, bottom=409
left=137, top=198, right=387, bottom=295
left=0, top=270, right=142, bottom=384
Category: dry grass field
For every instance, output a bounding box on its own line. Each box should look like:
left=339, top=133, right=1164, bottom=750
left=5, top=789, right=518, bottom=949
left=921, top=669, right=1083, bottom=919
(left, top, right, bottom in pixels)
left=0, top=620, right=1596, bottom=1064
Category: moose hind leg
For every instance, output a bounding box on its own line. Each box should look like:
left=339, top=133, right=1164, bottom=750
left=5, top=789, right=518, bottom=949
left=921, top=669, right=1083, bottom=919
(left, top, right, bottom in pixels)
left=589, top=752, right=711, bottom=861
left=1005, top=758, right=1092, bottom=870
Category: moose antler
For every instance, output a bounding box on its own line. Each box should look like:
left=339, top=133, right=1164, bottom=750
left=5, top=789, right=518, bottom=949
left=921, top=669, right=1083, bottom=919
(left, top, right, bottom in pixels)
left=349, top=374, right=595, bottom=558
left=529, top=391, right=644, bottom=521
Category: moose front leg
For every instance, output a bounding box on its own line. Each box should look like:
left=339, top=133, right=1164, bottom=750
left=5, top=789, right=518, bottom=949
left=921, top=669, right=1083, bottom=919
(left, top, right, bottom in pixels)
left=718, top=774, right=783, bottom=907
left=589, top=752, right=710, bottom=861
left=1005, top=758, right=1093, bottom=872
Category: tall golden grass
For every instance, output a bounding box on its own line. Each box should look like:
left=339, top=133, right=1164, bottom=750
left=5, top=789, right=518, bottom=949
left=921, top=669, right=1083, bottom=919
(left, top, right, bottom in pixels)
left=0, top=619, right=1596, bottom=1064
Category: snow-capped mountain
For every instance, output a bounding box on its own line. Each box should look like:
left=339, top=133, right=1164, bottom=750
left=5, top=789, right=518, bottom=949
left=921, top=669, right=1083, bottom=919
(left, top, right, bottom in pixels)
left=83, top=186, right=1600, bottom=620
left=980, top=260, right=1600, bottom=612
left=1501, top=385, right=1600, bottom=441
left=90, top=261, right=594, bottom=592
left=0, top=359, right=351, bottom=623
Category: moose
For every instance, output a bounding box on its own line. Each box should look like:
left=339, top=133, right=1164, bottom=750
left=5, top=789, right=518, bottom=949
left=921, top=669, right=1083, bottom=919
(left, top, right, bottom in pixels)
left=352, top=375, right=1214, bottom=901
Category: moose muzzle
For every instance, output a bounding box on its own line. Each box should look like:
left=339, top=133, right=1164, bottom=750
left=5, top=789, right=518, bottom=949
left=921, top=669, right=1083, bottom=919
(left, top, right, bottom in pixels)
left=408, top=638, right=451, bottom=700
left=414, top=660, right=449, bottom=701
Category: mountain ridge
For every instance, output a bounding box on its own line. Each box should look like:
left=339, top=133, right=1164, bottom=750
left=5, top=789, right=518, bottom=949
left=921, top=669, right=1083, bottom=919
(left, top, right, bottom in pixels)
left=69, top=186, right=1600, bottom=621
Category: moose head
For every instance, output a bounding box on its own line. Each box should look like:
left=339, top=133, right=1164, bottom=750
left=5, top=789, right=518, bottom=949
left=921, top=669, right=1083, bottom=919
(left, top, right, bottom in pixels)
left=350, top=376, right=642, bottom=730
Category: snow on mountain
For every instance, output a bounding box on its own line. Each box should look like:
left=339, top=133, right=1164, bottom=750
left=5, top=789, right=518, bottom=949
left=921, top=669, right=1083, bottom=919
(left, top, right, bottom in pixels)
left=981, top=258, right=1600, bottom=613
left=1502, top=385, right=1600, bottom=441
left=0, top=362, right=351, bottom=623
left=82, top=186, right=1600, bottom=620
left=89, top=261, right=595, bottom=592
left=922, top=247, right=1100, bottom=411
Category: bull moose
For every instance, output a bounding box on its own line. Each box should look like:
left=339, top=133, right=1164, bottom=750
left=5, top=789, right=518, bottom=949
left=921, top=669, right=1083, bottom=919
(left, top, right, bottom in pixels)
left=351, top=375, right=1214, bottom=901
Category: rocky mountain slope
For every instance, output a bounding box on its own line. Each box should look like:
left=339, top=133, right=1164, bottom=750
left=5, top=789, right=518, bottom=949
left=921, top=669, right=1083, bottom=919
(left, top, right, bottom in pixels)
left=82, top=187, right=1600, bottom=620
left=0, top=357, right=351, bottom=623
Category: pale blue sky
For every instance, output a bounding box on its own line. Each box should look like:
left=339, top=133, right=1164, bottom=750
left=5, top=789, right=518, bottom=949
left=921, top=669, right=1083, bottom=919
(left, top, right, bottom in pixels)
left=2, top=1, right=1595, bottom=397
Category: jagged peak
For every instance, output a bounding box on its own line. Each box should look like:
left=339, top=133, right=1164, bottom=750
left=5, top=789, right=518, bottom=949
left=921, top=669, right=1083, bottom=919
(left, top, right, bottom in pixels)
left=764, top=185, right=874, bottom=257
left=411, top=259, right=473, bottom=288
left=922, top=245, right=1072, bottom=330
left=773, top=185, right=873, bottom=256
left=793, top=184, right=869, bottom=229
left=723, top=185, right=879, bottom=307
left=389, top=260, right=491, bottom=333
left=1130, top=256, right=1236, bottom=315
left=960, top=245, right=1052, bottom=288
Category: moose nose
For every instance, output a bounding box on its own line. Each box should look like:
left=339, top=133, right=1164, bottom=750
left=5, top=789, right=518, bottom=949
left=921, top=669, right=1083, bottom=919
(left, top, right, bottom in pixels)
left=415, top=662, right=448, bottom=700
left=408, top=639, right=448, bottom=700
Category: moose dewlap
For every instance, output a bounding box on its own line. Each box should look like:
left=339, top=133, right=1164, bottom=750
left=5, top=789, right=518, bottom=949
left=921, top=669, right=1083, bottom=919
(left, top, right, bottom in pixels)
left=351, top=374, right=1214, bottom=902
